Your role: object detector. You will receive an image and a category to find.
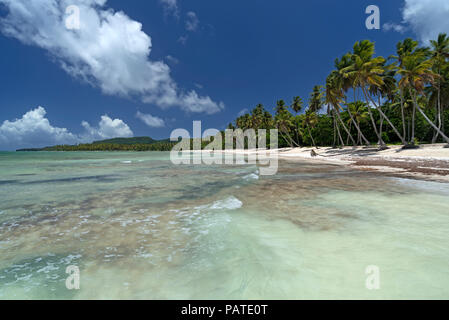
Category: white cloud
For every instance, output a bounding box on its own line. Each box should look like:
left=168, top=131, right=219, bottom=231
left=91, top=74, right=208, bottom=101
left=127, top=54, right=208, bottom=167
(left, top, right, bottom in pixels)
left=383, top=22, right=406, bottom=33
left=136, top=111, right=165, bottom=128
left=81, top=115, right=133, bottom=141
left=185, top=11, right=199, bottom=32
left=0, top=107, right=133, bottom=150
left=0, top=107, right=78, bottom=150
left=237, top=108, right=249, bottom=117
left=399, top=0, right=449, bottom=44
left=181, top=91, right=225, bottom=114
left=0, top=0, right=223, bottom=114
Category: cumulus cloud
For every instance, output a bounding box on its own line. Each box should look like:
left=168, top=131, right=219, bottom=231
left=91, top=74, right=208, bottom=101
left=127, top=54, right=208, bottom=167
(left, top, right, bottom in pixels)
left=136, top=111, right=165, bottom=128
left=396, top=0, right=449, bottom=44
left=0, top=107, right=133, bottom=150
left=181, top=91, right=225, bottom=114
left=81, top=115, right=133, bottom=141
left=185, top=11, right=199, bottom=32
left=0, top=0, right=223, bottom=114
left=0, top=107, right=78, bottom=150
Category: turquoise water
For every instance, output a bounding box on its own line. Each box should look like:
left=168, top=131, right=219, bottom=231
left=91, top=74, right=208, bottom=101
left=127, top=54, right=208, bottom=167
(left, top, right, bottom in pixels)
left=0, top=151, right=449, bottom=299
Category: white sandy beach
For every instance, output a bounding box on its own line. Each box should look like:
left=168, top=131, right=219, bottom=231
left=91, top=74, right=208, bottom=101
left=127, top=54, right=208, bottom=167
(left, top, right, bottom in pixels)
left=206, top=144, right=449, bottom=182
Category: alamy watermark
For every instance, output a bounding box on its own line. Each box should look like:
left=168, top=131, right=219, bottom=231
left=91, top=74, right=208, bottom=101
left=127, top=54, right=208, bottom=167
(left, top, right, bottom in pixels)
left=365, top=265, right=380, bottom=290
left=65, top=265, right=80, bottom=290
left=65, top=5, right=80, bottom=30
left=365, top=5, right=380, bottom=30
left=170, top=121, right=279, bottom=175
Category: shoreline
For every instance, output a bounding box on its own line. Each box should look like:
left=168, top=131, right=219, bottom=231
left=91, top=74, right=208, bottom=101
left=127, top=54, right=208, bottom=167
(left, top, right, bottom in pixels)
left=205, top=144, right=449, bottom=183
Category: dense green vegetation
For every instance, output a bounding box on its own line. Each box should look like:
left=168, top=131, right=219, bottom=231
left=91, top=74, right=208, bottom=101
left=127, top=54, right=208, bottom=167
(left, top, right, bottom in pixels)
left=229, top=35, right=449, bottom=149
left=17, top=137, right=176, bottom=152
left=91, top=137, right=167, bottom=145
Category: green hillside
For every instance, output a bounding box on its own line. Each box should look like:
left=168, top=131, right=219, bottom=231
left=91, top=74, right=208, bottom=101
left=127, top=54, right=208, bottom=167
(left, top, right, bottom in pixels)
left=17, top=136, right=176, bottom=151
left=92, top=136, right=162, bottom=145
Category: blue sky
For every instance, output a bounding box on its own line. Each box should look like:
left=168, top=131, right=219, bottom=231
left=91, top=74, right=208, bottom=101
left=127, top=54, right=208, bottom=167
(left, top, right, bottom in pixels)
left=0, top=0, right=448, bottom=150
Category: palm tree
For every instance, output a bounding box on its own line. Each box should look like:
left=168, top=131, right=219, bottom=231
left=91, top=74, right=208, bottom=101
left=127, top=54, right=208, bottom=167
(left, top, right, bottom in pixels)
left=348, top=101, right=370, bottom=145
left=325, top=71, right=356, bottom=146
left=343, top=40, right=406, bottom=148
left=250, top=103, right=265, bottom=129
left=309, top=85, right=324, bottom=112
left=275, top=100, right=299, bottom=147
left=291, top=96, right=304, bottom=144
left=430, top=33, right=449, bottom=143
left=335, top=54, right=371, bottom=146
left=307, top=86, right=325, bottom=148
left=325, top=74, right=348, bottom=147
left=397, top=51, right=449, bottom=145
left=291, top=96, right=303, bottom=114
left=390, top=38, right=420, bottom=140
left=303, top=110, right=319, bottom=148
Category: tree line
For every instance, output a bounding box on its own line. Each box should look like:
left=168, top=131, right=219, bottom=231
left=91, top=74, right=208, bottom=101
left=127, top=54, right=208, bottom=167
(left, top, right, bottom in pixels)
left=228, top=35, right=449, bottom=149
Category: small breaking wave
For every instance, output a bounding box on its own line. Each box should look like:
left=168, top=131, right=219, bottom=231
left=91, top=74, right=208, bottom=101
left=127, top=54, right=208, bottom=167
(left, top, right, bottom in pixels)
left=210, top=196, right=243, bottom=210
left=242, top=173, right=259, bottom=181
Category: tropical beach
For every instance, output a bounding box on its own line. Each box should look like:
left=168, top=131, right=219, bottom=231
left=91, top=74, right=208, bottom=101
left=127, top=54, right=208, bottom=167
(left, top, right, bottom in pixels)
left=1, top=0, right=449, bottom=304
left=209, top=144, right=449, bottom=182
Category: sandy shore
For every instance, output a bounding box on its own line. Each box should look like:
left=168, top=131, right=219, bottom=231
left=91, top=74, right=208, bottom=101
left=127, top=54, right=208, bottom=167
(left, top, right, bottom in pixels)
left=206, top=144, right=449, bottom=183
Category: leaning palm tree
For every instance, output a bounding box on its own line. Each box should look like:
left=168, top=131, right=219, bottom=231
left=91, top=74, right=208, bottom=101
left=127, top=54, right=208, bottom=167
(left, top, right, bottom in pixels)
left=275, top=100, right=300, bottom=147
left=325, top=73, right=347, bottom=147
left=303, top=110, right=319, bottom=148
left=325, top=71, right=357, bottom=146
left=430, top=33, right=449, bottom=143
left=335, top=54, right=371, bottom=146
left=397, top=51, right=449, bottom=145
left=343, top=40, right=407, bottom=148
left=390, top=38, right=420, bottom=140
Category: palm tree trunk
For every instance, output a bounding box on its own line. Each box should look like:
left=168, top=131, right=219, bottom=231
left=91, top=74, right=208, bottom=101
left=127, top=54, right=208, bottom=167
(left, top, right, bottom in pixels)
left=332, top=111, right=336, bottom=148
left=307, top=125, right=316, bottom=148
left=348, top=107, right=370, bottom=146
left=432, top=84, right=442, bottom=143
left=362, top=87, right=385, bottom=148
left=378, top=96, right=384, bottom=144
left=412, top=93, right=449, bottom=144
left=411, top=101, right=416, bottom=144
left=379, top=113, right=384, bottom=145
left=357, top=120, right=362, bottom=145
left=346, top=121, right=352, bottom=145
left=400, top=89, right=406, bottom=139
left=333, top=110, right=345, bottom=147
left=365, top=88, right=406, bottom=145
left=279, top=129, right=293, bottom=148
left=334, top=106, right=356, bottom=146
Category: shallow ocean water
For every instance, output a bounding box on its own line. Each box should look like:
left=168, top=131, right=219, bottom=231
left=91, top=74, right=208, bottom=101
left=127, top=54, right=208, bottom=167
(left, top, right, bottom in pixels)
left=0, top=151, right=448, bottom=299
